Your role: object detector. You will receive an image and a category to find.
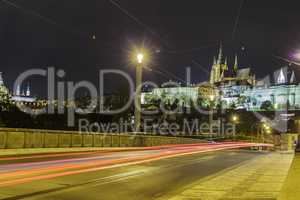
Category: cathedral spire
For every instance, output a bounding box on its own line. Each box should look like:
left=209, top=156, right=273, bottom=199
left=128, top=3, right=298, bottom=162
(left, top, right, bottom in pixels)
left=213, top=56, right=216, bottom=65
left=26, top=83, right=30, bottom=96
left=277, top=68, right=286, bottom=84
left=0, top=72, right=4, bottom=86
left=217, top=43, right=223, bottom=64
left=223, top=57, right=228, bottom=71
left=234, top=54, right=238, bottom=72
left=290, top=70, right=296, bottom=83
left=16, top=85, right=21, bottom=96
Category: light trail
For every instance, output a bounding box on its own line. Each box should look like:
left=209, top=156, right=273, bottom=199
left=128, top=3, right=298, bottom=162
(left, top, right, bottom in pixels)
left=0, top=151, right=103, bottom=161
left=0, top=142, right=272, bottom=188
left=0, top=143, right=229, bottom=162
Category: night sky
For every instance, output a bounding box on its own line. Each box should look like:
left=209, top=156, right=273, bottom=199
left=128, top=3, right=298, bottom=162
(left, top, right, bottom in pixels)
left=0, top=0, right=300, bottom=97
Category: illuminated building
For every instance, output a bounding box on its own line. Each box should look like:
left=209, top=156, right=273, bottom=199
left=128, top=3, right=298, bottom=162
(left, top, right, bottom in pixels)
left=0, top=72, right=36, bottom=103
left=142, top=46, right=300, bottom=112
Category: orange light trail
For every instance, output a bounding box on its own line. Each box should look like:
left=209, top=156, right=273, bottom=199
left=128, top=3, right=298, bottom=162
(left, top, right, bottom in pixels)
left=0, top=142, right=272, bottom=188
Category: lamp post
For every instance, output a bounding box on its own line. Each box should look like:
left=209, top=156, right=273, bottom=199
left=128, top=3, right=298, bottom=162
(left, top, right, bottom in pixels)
left=209, top=95, right=215, bottom=136
left=262, top=123, right=271, bottom=143
left=231, top=114, right=239, bottom=137
left=134, top=53, right=143, bottom=132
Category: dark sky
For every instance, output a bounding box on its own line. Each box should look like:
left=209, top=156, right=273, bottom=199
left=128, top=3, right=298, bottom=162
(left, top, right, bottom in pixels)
left=0, top=0, right=300, bottom=97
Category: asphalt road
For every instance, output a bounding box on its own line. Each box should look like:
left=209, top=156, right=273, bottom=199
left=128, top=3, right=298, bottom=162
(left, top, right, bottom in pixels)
left=0, top=144, right=265, bottom=200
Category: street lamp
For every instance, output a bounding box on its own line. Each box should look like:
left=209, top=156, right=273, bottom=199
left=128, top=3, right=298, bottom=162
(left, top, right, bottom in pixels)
left=209, top=95, right=215, bottom=135
left=259, top=123, right=272, bottom=144
left=232, top=115, right=238, bottom=122
left=264, top=124, right=272, bottom=135
left=137, top=53, right=144, bottom=64
left=231, top=114, right=239, bottom=136
left=134, top=52, right=144, bottom=132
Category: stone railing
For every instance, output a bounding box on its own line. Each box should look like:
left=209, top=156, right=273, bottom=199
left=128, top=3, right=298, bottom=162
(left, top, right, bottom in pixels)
left=0, top=128, right=201, bottom=149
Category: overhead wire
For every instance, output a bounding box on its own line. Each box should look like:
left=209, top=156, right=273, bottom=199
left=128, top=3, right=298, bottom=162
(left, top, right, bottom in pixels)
left=0, top=0, right=92, bottom=38
left=231, top=0, right=245, bottom=40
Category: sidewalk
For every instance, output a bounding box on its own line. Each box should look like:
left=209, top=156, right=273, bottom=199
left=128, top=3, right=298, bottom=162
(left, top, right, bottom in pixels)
left=162, top=152, right=294, bottom=200
left=278, top=153, right=300, bottom=200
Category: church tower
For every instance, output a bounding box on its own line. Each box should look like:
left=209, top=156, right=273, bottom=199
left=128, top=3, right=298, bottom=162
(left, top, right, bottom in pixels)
left=16, top=85, right=21, bottom=96
left=210, top=57, right=216, bottom=84
left=26, top=84, right=31, bottom=96
left=0, top=72, right=9, bottom=96
left=0, top=72, right=4, bottom=86
left=210, top=44, right=223, bottom=84
left=233, top=54, right=238, bottom=75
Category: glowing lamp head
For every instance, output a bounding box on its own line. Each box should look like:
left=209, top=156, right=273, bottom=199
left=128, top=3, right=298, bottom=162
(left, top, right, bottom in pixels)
left=232, top=115, right=238, bottom=122
left=137, top=53, right=144, bottom=64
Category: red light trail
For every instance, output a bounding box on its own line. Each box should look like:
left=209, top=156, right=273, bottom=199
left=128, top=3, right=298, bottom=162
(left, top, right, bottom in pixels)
left=0, top=142, right=272, bottom=188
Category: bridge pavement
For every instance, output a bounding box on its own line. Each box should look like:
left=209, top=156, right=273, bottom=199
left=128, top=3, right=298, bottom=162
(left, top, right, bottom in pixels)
left=162, top=152, right=294, bottom=200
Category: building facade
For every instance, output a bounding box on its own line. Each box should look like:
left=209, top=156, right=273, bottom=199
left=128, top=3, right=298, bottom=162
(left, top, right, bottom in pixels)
left=0, top=72, right=36, bottom=104
left=142, top=45, right=300, bottom=112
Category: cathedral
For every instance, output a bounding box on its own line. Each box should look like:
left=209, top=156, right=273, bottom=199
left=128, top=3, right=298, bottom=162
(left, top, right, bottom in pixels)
left=209, top=44, right=255, bottom=86
left=141, top=44, right=300, bottom=113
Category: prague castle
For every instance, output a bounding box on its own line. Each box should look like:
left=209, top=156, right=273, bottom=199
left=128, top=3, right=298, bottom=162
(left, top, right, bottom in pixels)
left=142, top=44, right=300, bottom=112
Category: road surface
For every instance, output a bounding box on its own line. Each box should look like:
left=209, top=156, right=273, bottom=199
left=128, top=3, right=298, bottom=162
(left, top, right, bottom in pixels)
left=0, top=143, right=267, bottom=200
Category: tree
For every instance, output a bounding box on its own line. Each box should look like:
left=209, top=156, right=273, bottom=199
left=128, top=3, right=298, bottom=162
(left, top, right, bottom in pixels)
left=229, top=102, right=237, bottom=110
left=0, top=86, right=11, bottom=112
left=237, top=95, right=247, bottom=107
left=260, top=100, right=274, bottom=111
